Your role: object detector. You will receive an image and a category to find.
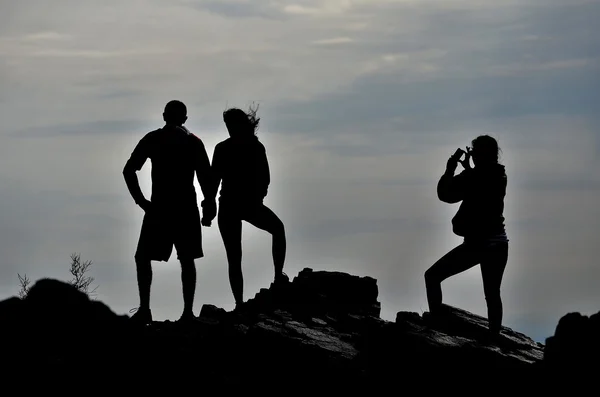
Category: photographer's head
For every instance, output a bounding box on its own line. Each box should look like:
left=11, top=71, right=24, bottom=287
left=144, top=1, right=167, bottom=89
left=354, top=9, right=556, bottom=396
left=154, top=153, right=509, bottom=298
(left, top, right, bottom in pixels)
left=163, top=100, right=188, bottom=126
left=471, top=135, right=500, bottom=166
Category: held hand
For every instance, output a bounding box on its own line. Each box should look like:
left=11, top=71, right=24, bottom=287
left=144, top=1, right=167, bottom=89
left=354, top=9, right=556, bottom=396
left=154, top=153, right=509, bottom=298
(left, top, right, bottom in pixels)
left=201, top=199, right=217, bottom=227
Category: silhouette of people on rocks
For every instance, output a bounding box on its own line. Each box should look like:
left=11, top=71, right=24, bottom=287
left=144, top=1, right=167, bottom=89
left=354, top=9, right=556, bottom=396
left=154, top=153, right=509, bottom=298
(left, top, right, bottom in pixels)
left=424, top=135, right=509, bottom=335
left=123, top=100, right=215, bottom=324
left=203, top=104, right=288, bottom=310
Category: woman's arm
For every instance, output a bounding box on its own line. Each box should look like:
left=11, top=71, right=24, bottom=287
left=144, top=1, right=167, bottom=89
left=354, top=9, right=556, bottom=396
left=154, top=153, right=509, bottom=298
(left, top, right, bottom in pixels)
left=258, top=143, right=270, bottom=199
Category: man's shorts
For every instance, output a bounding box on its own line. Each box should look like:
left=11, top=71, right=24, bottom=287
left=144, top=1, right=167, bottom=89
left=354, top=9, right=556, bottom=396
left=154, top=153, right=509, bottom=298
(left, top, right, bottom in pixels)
left=135, top=205, right=203, bottom=262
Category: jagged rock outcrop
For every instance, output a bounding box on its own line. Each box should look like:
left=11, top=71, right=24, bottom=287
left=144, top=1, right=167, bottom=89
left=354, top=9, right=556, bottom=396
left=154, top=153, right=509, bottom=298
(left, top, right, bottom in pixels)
left=0, top=267, right=594, bottom=388
left=0, top=278, right=131, bottom=376
left=543, top=310, right=600, bottom=371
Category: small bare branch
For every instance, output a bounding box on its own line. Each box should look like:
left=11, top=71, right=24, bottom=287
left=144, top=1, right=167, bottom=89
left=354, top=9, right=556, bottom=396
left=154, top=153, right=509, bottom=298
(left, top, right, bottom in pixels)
left=17, top=273, right=31, bottom=299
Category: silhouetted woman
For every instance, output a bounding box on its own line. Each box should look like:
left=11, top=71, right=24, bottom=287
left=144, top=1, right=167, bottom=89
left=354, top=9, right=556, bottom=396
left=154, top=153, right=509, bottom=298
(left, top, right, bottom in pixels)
left=425, top=135, right=509, bottom=335
left=210, top=105, right=288, bottom=309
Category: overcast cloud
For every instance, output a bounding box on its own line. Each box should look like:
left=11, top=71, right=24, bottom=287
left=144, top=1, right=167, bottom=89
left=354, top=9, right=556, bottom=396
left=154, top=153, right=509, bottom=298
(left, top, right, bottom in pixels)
left=1, top=0, right=599, bottom=342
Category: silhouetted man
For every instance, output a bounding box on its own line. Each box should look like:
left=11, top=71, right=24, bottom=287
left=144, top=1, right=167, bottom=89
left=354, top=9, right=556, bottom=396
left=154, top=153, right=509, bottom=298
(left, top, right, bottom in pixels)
left=123, top=100, right=216, bottom=324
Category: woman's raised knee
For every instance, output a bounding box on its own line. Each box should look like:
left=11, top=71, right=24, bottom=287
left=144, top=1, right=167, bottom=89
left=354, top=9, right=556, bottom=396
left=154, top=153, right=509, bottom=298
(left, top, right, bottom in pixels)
left=424, top=268, right=438, bottom=285
left=271, top=218, right=285, bottom=237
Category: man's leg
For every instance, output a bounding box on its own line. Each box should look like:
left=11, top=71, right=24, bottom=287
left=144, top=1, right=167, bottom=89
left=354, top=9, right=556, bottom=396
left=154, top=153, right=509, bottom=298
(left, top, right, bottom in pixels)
left=243, top=204, right=287, bottom=282
left=424, top=243, right=480, bottom=315
left=131, top=254, right=153, bottom=324
left=480, top=242, right=509, bottom=334
left=218, top=206, right=244, bottom=306
left=131, top=211, right=171, bottom=324
left=179, top=258, right=196, bottom=319
left=135, top=255, right=153, bottom=311
left=174, top=205, right=203, bottom=320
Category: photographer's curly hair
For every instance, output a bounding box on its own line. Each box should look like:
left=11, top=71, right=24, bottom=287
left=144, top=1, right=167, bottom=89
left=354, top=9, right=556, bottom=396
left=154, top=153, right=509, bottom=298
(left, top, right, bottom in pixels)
left=472, top=135, right=502, bottom=164
left=223, top=103, right=261, bottom=139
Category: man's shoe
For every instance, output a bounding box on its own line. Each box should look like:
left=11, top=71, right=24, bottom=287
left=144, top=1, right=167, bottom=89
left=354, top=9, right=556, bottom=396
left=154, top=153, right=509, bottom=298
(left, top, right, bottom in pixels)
left=129, top=307, right=153, bottom=325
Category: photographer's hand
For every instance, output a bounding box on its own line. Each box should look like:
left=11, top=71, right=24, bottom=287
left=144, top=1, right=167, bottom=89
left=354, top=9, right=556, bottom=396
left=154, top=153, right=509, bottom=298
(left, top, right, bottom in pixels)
left=446, top=148, right=465, bottom=175
left=459, top=146, right=472, bottom=170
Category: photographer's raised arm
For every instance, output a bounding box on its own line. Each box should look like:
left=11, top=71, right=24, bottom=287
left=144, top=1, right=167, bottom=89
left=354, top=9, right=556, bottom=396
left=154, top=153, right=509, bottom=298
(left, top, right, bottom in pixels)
left=437, top=150, right=469, bottom=203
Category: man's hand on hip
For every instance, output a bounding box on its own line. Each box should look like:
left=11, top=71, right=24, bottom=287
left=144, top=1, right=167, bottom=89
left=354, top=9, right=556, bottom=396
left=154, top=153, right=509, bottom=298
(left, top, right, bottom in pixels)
left=138, top=198, right=152, bottom=212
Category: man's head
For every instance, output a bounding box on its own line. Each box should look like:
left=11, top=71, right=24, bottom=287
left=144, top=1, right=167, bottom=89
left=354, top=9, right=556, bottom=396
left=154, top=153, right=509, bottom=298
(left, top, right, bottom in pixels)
left=163, top=100, right=188, bottom=125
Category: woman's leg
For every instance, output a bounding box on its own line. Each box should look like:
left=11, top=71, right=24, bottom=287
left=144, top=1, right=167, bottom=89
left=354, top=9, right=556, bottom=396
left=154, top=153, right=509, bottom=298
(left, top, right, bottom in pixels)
left=480, top=242, right=509, bottom=334
left=243, top=204, right=287, bottom=280
left=424, top=243, right=481, bottom=314
left=218, top=206, right=244, bottom=305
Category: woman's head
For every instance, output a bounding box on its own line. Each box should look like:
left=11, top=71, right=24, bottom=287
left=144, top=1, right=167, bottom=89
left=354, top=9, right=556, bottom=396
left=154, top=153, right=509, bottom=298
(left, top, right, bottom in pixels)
left=471, top=135, right=501, bottom=165
left=223, top=104, right=260, bottom=139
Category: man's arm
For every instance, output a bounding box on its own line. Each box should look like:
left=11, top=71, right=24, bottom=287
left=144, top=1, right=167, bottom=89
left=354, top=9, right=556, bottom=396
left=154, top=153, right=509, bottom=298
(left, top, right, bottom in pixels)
left=195, top=138, right=215, bottom=201
left=123, top=135, right=151, bottom=211
left=196, top=139, right=219, bottom=226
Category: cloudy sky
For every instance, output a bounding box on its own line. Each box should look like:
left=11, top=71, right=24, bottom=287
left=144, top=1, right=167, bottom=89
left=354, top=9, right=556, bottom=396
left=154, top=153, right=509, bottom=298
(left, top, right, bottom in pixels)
left=1, top=0, right=598, bottom=342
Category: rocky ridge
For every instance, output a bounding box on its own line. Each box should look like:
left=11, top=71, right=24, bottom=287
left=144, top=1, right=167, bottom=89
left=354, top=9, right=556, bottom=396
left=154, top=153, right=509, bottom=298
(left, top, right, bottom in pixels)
left=0, top=267, right=597, bottom=389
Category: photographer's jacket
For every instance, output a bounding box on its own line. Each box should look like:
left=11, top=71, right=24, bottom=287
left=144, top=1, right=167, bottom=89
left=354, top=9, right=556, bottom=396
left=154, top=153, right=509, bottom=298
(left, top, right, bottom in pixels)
left=437, top=163, right=507, bottom=240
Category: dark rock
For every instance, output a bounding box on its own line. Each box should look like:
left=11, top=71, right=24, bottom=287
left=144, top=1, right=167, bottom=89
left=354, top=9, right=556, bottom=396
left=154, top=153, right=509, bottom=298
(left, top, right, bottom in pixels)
left=543, top=310, right=600, bottom=373
left=0, top=278, right=132, bottom=376
left=0, top=267, right=592, bottom=388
